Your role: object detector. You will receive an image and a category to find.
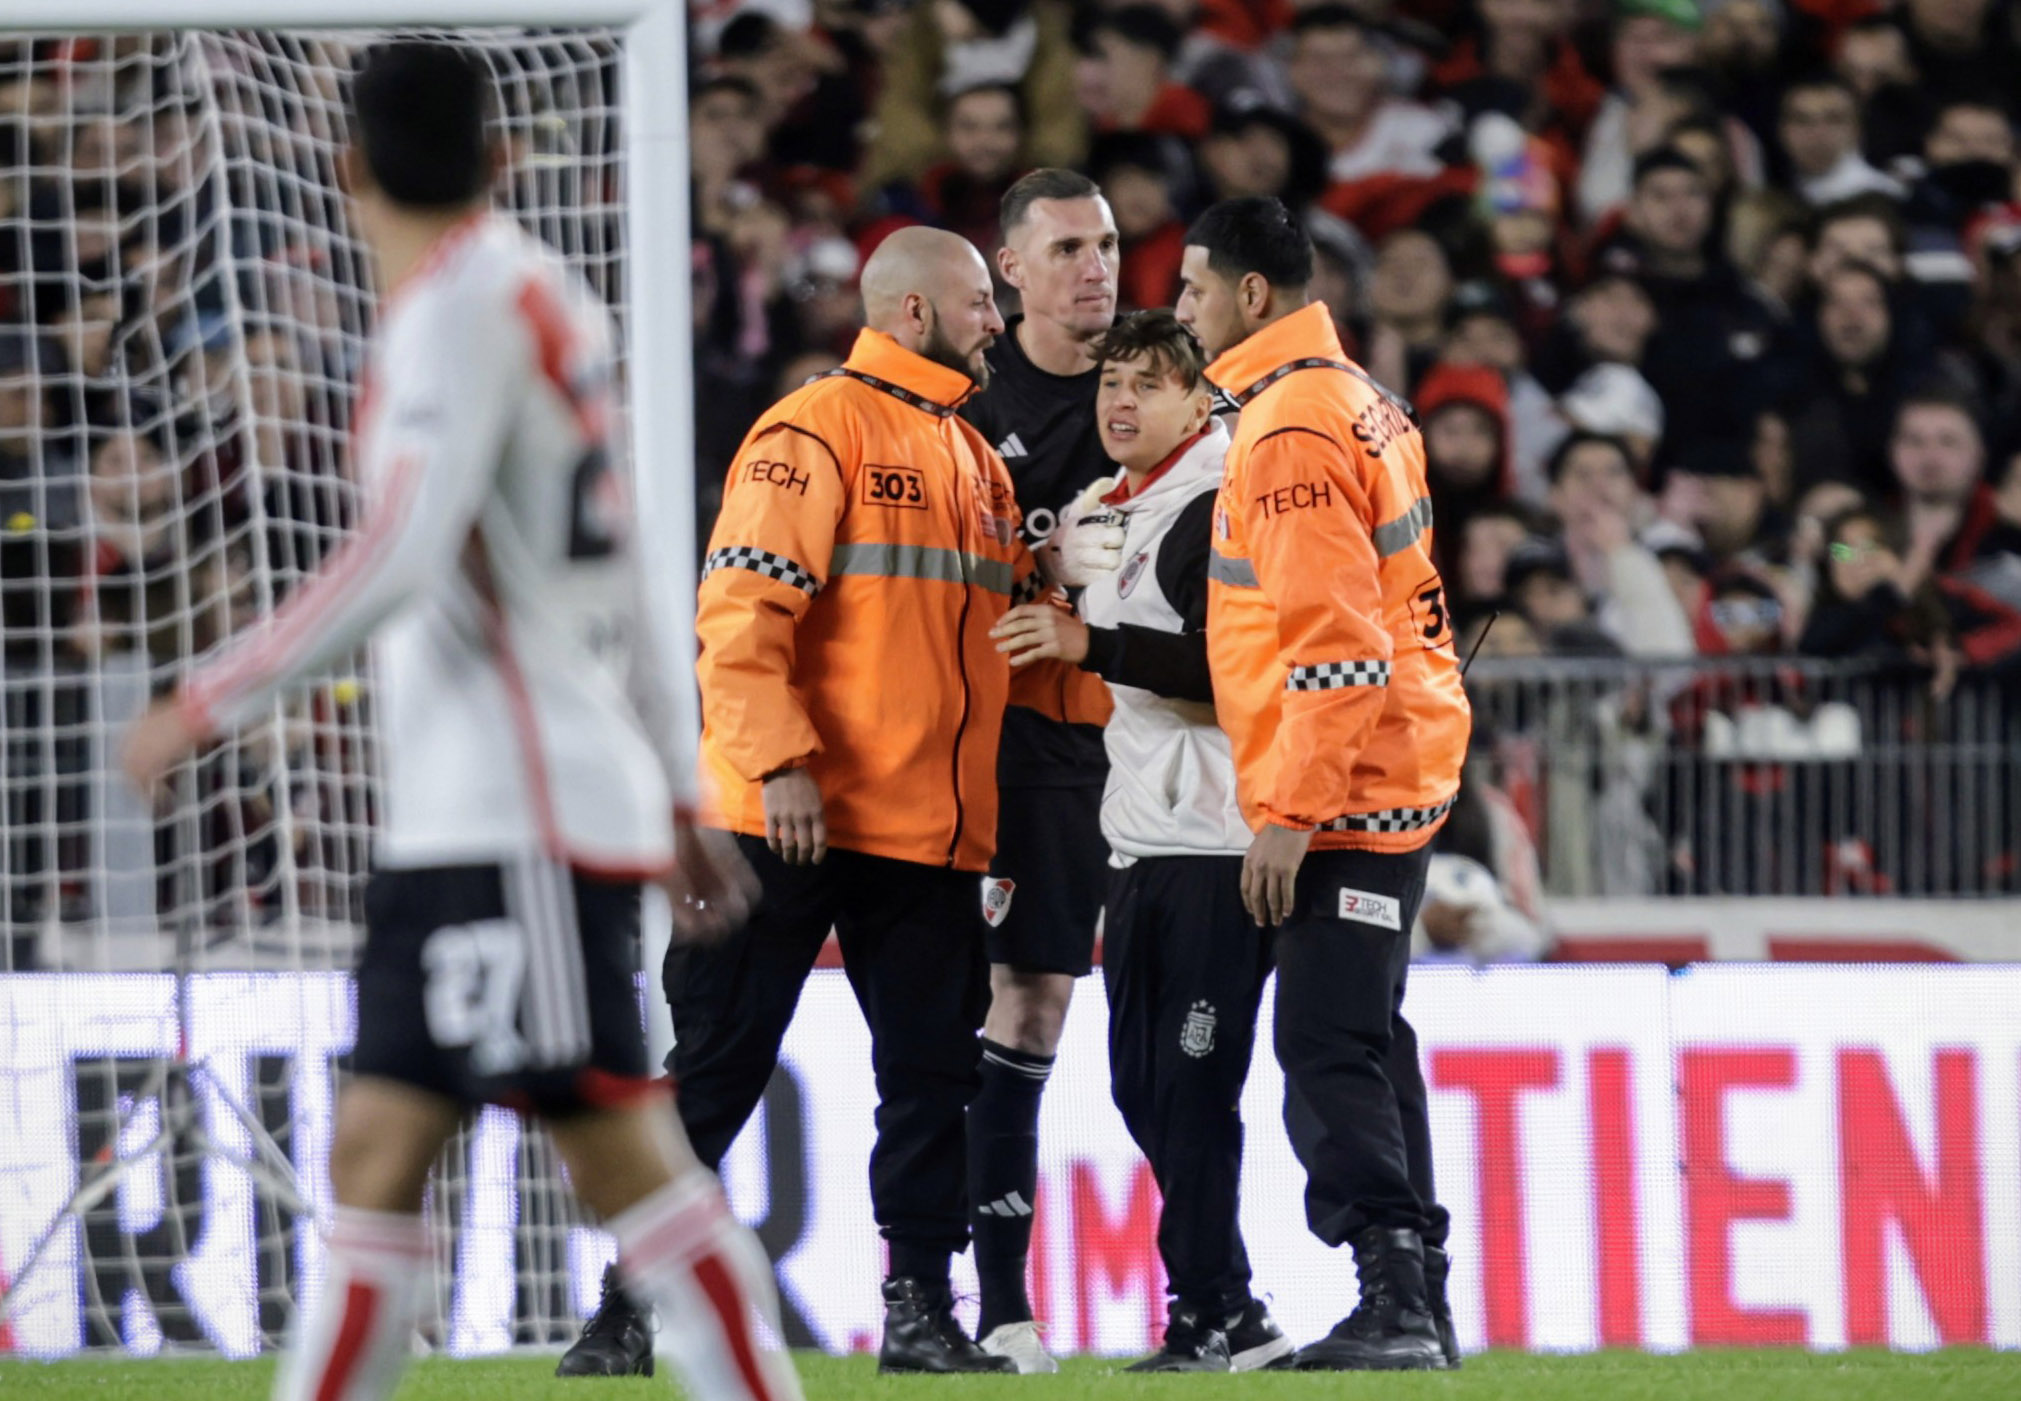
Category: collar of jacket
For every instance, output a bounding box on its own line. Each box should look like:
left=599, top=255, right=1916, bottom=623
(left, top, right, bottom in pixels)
left=843, top=328, right=981, bottom=414
left=1104, top=419, right=1228, bottom=511
left=1204, top=302, right=1345, bottom=402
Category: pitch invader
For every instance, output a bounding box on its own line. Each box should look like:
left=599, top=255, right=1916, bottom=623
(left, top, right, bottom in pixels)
left=991, top=310, right=1296, bottom=1372
left=956, top=167, right=1122, bottom=1373
left=123, top=43, right=801, bottom=1401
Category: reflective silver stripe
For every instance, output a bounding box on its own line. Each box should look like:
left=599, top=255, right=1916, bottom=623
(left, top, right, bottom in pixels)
left=829, top=541, right=1015, bottom=595
left=1318, top=791, right=1459, bottom=835
left=1371, top=496, right=1434, bottom=558
left=1208, top=550, right=1259, bottom=588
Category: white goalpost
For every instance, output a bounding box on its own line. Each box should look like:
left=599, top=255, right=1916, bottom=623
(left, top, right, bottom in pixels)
left=0, top=1, right=694, bottom=1357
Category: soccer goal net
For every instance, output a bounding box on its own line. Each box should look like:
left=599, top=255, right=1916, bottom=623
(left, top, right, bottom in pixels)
left=0, top=12, right=687, bottom=1357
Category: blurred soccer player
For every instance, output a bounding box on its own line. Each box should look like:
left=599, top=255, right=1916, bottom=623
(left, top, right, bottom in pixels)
left=122, top=42, right=801, bottom=1401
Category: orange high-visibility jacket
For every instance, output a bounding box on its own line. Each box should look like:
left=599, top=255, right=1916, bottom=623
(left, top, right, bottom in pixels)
left=696, top=329, right=1111, bottom=871
left=1205, top=303, right=1472, bottom=852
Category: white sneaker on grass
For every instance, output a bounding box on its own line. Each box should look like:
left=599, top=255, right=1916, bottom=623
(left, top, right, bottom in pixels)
left=979, top=1320, right=1060, bottom=1374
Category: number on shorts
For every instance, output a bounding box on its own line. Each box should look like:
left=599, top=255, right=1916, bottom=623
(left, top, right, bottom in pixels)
left=421, top=921, right=528, bottom=1075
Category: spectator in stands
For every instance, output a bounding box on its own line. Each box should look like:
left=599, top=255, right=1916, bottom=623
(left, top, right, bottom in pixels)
left=1504, top=533, right=1619, bottom=653
left=1898, top=0, right=2021, bottom=115
left=1889, top=384, right=1997, bottom=581
left=865, top=0, right=1085, bottom=187
left=1419, top=362, right=1511, bottom=563
left=1833, top=18, right=1927, bottom=170
left=1664, top=436, right=1779, bottom=567
left=1809, top=195, right=1907, bottom=286
left=1074, top=5, right=1211, bottom=141
left=1776, top=74, right=1904, bottom=207
left=1410, top=853, right=1550, bottom=965
left=1288, top=7, right=1451, bottom=189
left=919, top=84, right=1031, bottom=255
left=1598, top=148, right=1777, bottom=452
left=1196, top=99, right=1330, bottom=211
left=1363, top=227, right=1457, bottom=394
left=1444, top=281, right=1564, bottom=504
left=1576, top=0, right=1702, bottom=224
left=1550, top=431, right=1697, bottom=655
left=1558, top=360, right=1665, bottom=475
left=1455, top=500, right=1535, bottom=607
left=1782, top=262, right=1915, bottom=499
left=714, top=11, right=820, bottom=139
left=1698, top=0, right=1783, bottom=147
left=1798, top=504, right=1952, bottom=660
left=1430, top=0, right=1604, bottom=173
left=1538, top=269, right=1656, bottom=391
left=1087, top=135, right=1187, bottom=313
left=1724, top=189, right=1809, bottom=319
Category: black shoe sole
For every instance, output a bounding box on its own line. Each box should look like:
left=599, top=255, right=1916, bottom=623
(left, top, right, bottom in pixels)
left=1292, top=1346, right=1446, bottom=1372
left=877, top=1360, right=1019, bottom=1374
left=1125, top=1355, right=1231, bottom=1373
left=554, top=1355, right=654, bottom=1379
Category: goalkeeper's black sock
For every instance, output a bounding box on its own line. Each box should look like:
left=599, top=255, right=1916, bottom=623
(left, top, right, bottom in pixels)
left=969, top=1037, right=1053, bottom=1337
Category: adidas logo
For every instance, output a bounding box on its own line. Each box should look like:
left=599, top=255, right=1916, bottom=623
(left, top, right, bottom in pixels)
left=997, top=433, right=1028, bottom=459
left=978, top=1191, right=1034, bottom=1219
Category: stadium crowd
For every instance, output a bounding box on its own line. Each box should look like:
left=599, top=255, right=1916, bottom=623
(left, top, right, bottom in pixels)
left=685, top=0, right=2021, bottom=676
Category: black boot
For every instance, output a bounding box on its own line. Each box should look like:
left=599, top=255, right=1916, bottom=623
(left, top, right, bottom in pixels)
left=1424, top=1245, right=1461, bottom=1369
left=1126, top=1304, right=1230, bottom=1373
left=1292, top=1227, right=1445, bottom=1372
left=555, top=1264, right=654, bottom=1377
left=877, top=1277, right=1017, bottom=1374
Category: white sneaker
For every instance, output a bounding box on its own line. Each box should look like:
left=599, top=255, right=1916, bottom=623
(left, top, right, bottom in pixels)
left=980, top=1321, right=1060, bottom=1374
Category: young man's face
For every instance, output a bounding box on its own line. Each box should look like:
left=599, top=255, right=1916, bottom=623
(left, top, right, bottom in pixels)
left=1629, top=168, right=1712, bottom=257
left=1175, top=245, right=1247, bottom=362
left=1552, top=438, right=1640, bottom=519
left=1096, top=350, right=1210, bottom=475
left=1780, top=86, right=1859, bottom=178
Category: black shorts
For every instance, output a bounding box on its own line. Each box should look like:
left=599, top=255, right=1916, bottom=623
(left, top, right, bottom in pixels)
left=352, top=860, right=654, bottom=1117
left=984, top=784, right=1108, bottom=977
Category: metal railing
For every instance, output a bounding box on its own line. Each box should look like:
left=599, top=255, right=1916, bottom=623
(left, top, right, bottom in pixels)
left=1464, top=656, right=2021, bottom=898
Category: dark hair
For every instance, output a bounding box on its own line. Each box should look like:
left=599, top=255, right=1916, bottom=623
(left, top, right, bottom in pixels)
left=1780, top=71, right=1859, bottom=108
left=1810, top=192, right=1907, bottom=254
left=1091, top=308, right=1207, bottom=390
left=717, top=12, right=785, bottom=58
left=1545, top=430, right=1636, bottom=485
left=1630, top=146, right=1702, bottom=190
left=946, top=81, right=1026, bottom=128
left=1088, top=4, right=1185, bottom=62
left=1893, top=379, right=1985, bottom=437
left=1185, top=196, right=1313, bottom=288
left=1290, top=4, right=1372, bottom=39
left=1000, top=167, right=1103, bottom=237
left=350, top=42, right=493, bottom=208
left=692, top=74, right=761, bottom=108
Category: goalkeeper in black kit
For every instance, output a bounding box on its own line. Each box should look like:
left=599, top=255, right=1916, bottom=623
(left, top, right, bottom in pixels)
left=956, top=167, right=1123, bottom=1373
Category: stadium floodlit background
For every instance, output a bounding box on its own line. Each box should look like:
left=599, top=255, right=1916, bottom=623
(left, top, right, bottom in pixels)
left=3, top=0, right=2021, bottom=1379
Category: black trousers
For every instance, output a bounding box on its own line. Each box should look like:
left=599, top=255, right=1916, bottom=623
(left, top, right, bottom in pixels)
left=1273, top=843, right=1449, bottom=1250
left=1104, top=855, right=1274, bottom=1316
left=663, top=835, right=989, bottom=1267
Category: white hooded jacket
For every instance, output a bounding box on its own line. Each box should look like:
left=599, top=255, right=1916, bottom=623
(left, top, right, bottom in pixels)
left=1078, top=421, right=1251, bottom=861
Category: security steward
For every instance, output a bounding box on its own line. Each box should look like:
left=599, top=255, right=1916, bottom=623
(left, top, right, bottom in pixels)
left=677, top=227, right=1109, bottom=1374
left=1176, top=197, right=1472, bottom=1372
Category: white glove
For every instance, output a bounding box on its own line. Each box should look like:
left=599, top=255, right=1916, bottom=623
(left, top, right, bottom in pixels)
left=1040, top=476, right=1126, bottom=587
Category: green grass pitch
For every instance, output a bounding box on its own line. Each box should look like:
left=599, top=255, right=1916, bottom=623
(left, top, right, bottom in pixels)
left=1, top=1350, right=2018, bottom=1400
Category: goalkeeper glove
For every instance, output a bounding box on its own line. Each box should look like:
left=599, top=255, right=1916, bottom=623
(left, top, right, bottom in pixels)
left=1040, top=477, right=1126, bottom=587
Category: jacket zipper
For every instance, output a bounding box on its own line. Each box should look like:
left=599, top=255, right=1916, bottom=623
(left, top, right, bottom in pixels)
left=945, top=436, right=974, bottom=867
